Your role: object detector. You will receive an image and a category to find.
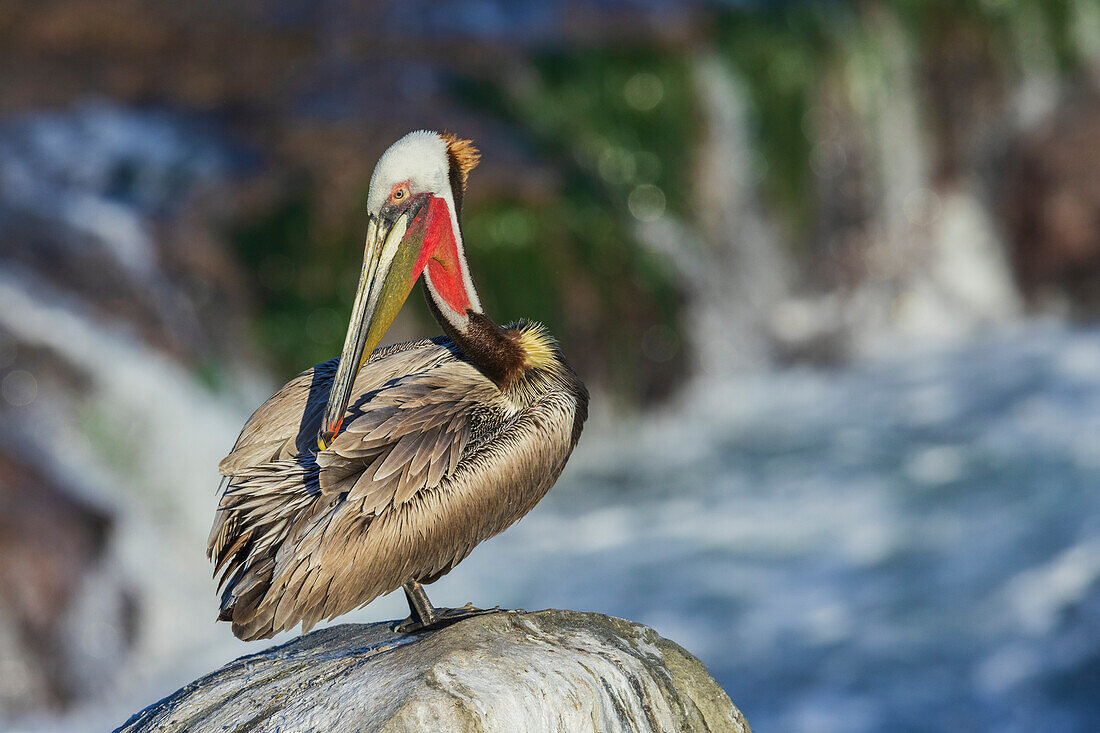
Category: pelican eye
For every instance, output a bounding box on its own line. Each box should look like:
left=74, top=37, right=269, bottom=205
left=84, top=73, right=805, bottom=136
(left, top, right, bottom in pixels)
left=391, top=186, right=408, bottom=202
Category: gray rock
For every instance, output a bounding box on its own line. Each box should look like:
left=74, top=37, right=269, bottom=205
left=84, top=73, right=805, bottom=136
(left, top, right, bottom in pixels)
left=117, top=609, right=749, bottom=732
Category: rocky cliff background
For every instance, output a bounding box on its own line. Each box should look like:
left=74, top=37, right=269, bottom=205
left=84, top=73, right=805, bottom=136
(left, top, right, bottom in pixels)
left=1, top=1, right=1100, bottom=731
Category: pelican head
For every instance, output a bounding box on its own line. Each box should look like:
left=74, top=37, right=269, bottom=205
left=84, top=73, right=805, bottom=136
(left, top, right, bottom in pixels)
left=319, top=131, right=482, bottom=449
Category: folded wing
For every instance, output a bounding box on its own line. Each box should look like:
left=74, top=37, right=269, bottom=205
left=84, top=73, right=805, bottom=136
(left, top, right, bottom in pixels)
left=207, top=340, right=517, bottom=639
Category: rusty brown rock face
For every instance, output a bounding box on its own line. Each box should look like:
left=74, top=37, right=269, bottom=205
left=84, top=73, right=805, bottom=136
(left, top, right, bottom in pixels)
left=1004, top=91, right=1100, bottom=317
left=0, top=443, right=134, bottom=715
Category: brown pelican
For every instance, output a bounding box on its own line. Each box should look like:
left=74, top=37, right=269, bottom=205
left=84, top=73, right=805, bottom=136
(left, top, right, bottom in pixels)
left=208, top=131, right=588, bottom=641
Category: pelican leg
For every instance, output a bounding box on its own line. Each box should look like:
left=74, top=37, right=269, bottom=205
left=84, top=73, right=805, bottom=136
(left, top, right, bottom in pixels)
left=394, top=581, right=505, bottom=634
left=401, top=581, right=437, bottom=627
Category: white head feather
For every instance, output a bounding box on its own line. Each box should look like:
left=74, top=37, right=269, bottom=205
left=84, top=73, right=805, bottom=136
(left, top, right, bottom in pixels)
left=366, top=130, right=452, bottom=214
left=366, top=129, right=482, bottom=316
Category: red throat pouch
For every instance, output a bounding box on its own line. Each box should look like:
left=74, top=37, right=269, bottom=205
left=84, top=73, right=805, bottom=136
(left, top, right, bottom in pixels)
left=414, top=196, right=471, bottom=315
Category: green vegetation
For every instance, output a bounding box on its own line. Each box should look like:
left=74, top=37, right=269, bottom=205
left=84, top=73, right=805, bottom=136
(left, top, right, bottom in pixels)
left=714, top=5, right=829, bottom=234
left=456, top=46, right=695, bottom=401
left=232, top=193, right=364, bottom=374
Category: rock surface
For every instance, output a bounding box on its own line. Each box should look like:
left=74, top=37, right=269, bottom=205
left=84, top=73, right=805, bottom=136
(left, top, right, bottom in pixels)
left=116, top=609, right=748, bottom=732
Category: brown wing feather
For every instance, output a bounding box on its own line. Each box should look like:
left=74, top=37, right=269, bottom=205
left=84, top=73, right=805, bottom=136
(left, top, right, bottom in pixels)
left=207, top=339, right=526, bottom=640
left=217, top=338, right=450, bottom=476
left=319, top=370, right=502, bottom=505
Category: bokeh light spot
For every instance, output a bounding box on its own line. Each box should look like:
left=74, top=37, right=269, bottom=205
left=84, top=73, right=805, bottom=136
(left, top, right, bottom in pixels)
left=623, top=72, right=664, bottom=111
left=598, top=146, right=636, bottom=185
left=2, top=369, right=37, bottom=406
left=488, top=210, right=534, bottom=249
left=306, top=307, right=344, bottom=346
left=628, top=184, right=666, bottom=222
left=903, top=188, right=942, bottom=226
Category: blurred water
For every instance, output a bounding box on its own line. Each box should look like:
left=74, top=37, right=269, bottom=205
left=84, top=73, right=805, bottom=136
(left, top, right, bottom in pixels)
left=425, top=323, right=1100, bottom=732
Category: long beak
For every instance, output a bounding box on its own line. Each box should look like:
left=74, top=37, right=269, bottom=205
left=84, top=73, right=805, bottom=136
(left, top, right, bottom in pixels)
left=318, top=196, right=434, bottom=449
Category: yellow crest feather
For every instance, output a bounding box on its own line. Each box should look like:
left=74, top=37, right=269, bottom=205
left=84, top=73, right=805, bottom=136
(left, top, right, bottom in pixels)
left=516, top=322, right=556, bottom=370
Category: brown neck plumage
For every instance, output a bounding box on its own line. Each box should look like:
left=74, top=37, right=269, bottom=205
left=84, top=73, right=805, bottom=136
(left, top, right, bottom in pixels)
left=421, top=134, right=529, bottom=389
left=422, top=284, right=526, bottom=390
